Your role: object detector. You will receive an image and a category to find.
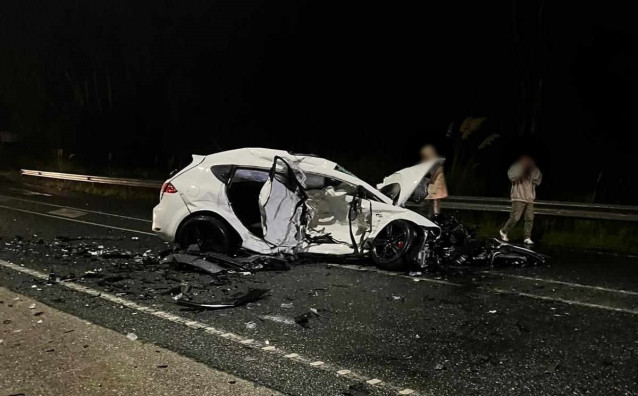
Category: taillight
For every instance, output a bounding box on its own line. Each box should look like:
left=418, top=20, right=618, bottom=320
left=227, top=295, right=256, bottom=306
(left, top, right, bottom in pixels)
left=161, top=182, right=178, bottom=195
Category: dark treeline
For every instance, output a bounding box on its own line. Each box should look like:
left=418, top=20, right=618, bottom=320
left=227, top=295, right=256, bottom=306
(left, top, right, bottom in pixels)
left=1, top=1, right=637, bottom=203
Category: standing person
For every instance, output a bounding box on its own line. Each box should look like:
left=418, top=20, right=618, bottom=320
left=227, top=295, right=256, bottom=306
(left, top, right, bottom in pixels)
left=420, top=145, right=448, bottom=217
left=499, top=155, right=542, bottom=245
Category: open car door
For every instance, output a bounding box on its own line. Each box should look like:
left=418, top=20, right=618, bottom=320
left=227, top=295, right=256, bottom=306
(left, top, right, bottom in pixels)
left=376, top=158, right=445, bottom=206
left=258, top=156, right=308, bottom=249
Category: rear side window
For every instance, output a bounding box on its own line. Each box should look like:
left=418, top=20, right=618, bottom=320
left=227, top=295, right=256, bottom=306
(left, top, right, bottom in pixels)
left=231, top=168, right=269, bottom=183
left=211, top=165, right=233, bottom=183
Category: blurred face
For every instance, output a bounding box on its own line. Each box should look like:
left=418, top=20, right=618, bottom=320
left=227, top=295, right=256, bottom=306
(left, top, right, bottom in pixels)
left=420, top=146, right=438, bottom=162
left=519, top=155, right=534, bottom=169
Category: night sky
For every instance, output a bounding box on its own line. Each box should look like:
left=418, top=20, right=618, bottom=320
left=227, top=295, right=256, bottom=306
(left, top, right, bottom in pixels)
left=1, top=1, right=637, bottom=203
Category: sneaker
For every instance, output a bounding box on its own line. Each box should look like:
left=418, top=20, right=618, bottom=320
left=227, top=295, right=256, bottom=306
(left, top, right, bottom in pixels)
left=524, top=238, right=534, bottom=245
left=499, top=229, right=509, bottom=242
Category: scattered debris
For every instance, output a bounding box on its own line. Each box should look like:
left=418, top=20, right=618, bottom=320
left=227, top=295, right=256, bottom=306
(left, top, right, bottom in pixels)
left=435, top=363, right=446, bottom=371
left=126, top=333, right=138, bottom=341
left=28, top=303, right=36, bottom=309
left=342, top=383, right=370, bottom=396
left=421, top=214, right=547, bottom=270
left=294, top=309, right=320, bottom=329
left=176, top=289, right=269, bottom=310
left=544, top=361, right=561, bottom=374
left=260, top=315, right=297, bottom=326
left=162, top=254, right=228, bottom=275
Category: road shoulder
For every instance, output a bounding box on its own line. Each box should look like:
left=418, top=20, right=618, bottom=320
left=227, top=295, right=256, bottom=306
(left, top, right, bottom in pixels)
left=0, top=286, right=281, bottom=396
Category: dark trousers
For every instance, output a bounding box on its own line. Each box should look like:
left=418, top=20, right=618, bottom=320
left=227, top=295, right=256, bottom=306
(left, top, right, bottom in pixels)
left=502, top=201, right=534, bottom=239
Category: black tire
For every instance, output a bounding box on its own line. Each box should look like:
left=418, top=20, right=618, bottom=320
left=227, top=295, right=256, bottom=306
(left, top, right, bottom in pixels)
left=176, top=215, right=239, bottom=253
left=370, top=220, right=416, bottom=270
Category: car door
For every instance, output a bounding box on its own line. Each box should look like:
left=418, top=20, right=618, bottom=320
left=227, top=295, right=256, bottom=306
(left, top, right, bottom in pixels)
left=258, top=157, right=308, bottom=249
left=376, top=158, right=445, bottom=206
left=303, top=175, right=374, bottom=254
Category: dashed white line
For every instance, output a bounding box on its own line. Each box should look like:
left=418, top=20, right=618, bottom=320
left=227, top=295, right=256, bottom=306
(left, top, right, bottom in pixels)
left=0, top=204, right=155, bottom=236
left=328, top=264, right=461, bottom=287
left=328, top=263, right=638, bottom=316
left=262, top=346, right=276, bottom=351
left=480, top=270, right=638, bottom=296
left=0, top=259, right=416, bottom=395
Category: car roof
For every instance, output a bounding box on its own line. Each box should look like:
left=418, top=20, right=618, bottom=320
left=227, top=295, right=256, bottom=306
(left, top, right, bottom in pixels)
left=198, top=148, right=392, bottom=204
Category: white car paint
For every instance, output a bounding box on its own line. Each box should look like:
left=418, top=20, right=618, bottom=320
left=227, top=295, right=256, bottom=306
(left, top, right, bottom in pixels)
left=152, top=148, right=441, bottom=256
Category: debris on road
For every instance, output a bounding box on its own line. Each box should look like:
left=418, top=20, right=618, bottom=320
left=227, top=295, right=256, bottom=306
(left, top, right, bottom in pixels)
left=126, top=333, right=138, bottom=341
left=420, top=214, right=547, bottom=271
left=176, top=289, right=269, bottom=310
left=163, top=253, right=228, bottom=275
left=294, top=308, right=320, bottom=328
left=544, top=361, right=561, bottom=374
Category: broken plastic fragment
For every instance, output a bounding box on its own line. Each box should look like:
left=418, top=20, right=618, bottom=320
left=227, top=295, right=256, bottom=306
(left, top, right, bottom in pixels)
left=245, top=321, right=257, bottom=330
left=176, top=289, right=269, bottom=310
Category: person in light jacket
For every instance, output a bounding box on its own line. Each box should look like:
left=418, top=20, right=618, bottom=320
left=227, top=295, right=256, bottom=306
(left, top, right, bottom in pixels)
left=499, top=155, right=542, bottom=245
left=420, top=145, right=448, bottom=216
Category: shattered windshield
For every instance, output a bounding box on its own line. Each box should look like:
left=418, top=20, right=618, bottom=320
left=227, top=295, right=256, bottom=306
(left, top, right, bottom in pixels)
left=334, top=164, right=356, bottom=177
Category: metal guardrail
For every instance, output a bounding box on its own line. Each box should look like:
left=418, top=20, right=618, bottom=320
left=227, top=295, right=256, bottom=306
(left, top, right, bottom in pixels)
left=20, top=169, right=163, bottom=189
left=20, top=169, right=638, bottom=222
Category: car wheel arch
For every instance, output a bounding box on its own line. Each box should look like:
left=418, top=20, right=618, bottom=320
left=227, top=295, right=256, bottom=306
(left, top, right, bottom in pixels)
left=175, top=210, right=243, bottom=250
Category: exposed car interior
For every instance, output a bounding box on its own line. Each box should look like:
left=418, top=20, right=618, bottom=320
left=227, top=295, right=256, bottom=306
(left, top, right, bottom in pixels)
left=227, top=168, right=269, bottom=237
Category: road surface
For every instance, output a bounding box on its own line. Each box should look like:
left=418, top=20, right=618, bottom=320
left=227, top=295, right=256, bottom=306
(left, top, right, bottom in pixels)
left=1, top=180, right=637, bottom=395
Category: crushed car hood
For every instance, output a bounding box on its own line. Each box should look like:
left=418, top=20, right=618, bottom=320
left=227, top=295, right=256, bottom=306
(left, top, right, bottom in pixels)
left=377, top=158, right=444, bottom=206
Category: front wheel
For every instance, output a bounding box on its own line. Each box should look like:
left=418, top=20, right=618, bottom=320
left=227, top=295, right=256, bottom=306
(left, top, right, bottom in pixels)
left=370, top=220, right=416, bottom=270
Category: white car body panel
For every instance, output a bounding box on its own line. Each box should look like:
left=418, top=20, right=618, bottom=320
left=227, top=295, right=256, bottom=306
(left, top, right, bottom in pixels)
left=152, top=147, right=440, bottom=256
left=376, top=159, right=443, bottom=207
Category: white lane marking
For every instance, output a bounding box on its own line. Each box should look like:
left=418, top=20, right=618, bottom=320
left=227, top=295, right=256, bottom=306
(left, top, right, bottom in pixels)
left=328, top=264, right=462, bottom=287
left=285, top=353, right=299, bottom=358
left=399, top=389, right=415, bottom=395
left=328, top=264, right=638, bottom=316
left=486, top=287, right=638, bottom=315
left=337, top=369, right=352, bottom=375
left=0, top=259, right=410, bottom=395
left=259, top=315, right=296, bottom=325
left=48, top=208, right=87, bottom=218
left=367, top=379, right=382, bottom=385
left=0, top=194, right=152, bottom=222
left=0, top=204, right=156, bottom=236
left=480, top=270, right=638, bottom=296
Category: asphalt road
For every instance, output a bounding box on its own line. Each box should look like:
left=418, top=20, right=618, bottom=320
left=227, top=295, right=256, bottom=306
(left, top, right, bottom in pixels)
left=1, top=180, right=638, bottom=395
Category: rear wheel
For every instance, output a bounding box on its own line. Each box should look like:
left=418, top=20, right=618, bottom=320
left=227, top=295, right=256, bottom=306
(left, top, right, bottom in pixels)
left=370, top=220, right=415, bottom=270
left=176, top=215, right=238, bottom=253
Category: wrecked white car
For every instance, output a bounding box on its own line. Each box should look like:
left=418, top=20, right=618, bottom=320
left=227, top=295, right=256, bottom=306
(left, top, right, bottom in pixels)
left=152, top=148, right=443, bottom=270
